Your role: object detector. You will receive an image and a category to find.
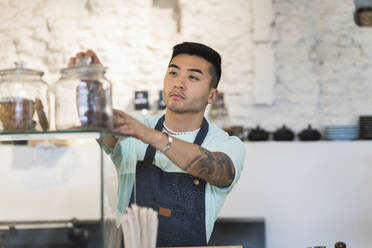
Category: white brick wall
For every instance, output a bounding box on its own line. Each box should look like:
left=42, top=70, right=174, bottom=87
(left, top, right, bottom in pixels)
left=0, top=0, right=371, bottom=132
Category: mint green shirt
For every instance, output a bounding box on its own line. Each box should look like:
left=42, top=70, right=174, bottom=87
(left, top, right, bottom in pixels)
left=109, top=114, right=245, bottom=242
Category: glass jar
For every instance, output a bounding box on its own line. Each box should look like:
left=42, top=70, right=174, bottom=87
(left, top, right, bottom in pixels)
left=0, top=62, right=50, bottom=132
left=55, top=61, right=113, bottom=130
left=208, top=92, right=229, bottom=129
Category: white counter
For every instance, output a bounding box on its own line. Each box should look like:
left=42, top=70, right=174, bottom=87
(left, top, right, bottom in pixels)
left=0, top=140, right=103, bottom=222
left=1, top=140, right=372, bottom=248
left=219, top=141, right=372, bottom=248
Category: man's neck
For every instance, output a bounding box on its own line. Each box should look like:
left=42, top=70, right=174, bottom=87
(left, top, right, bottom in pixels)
left=164, top=110, right=205, bottom=132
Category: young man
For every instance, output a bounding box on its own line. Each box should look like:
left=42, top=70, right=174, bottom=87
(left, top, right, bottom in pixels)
left=71, top=42, right=245, bottom=246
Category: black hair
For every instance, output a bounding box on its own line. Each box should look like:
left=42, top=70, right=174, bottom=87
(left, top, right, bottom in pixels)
left=170, top=42, right=222, bottom=88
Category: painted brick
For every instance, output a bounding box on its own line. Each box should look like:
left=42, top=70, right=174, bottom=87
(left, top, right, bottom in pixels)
left=0, top=0, right=371, bottom=132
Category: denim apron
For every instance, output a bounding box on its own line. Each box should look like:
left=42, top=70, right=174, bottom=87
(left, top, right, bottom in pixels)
left=129, top=115, right=209, bottom=247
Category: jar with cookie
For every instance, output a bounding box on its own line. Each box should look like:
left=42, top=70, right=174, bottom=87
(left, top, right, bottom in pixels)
left=54, top=55, right=113, bottom=130
left=0, top=62, right=50, bottom=132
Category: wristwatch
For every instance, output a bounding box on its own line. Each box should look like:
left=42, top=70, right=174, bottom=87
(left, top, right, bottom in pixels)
left=160, top=132, right=173, bottom=153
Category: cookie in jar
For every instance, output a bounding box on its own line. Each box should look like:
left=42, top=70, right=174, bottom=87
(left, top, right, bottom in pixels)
left=0, top=62, right=50, bottom=132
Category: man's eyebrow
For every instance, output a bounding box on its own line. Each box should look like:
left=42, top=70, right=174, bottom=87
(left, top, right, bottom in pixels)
left=168, top=64, right=203, bottom=75
left=188, top=68, right=203, bottom=74
left=168, top=64, right=180, bottom=69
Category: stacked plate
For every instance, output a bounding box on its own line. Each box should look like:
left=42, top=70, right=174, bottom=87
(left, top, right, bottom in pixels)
left=324, top=125, right=358, bottom=141
left=359, top=116, right=372, bottom=139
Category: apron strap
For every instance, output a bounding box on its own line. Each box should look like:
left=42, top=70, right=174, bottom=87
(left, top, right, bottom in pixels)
left=143, top=115, right=209, bottom=163
left=193, top=117, right=209, bottom=146
left=143, top=115, right=165, bottom=163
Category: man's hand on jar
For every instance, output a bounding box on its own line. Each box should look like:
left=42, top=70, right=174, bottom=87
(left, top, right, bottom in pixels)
left=68, top=49, right=102, bottom=67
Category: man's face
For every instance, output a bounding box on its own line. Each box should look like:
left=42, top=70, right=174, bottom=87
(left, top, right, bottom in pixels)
left=163, top=54, right=217, bottom=114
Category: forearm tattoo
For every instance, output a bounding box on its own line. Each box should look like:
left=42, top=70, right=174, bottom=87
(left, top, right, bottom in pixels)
left=185, top=146, right=235, bottom=187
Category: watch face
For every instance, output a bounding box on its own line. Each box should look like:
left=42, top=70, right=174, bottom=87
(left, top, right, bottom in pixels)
left=160, top=133, right=172, bottom=153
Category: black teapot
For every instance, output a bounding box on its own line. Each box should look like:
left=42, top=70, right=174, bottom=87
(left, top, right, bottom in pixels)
left=273, top=125, right=295, bottom=141
left=298, top=124, right=321, bottom=141
left=248, top=126, right=270, bottom=141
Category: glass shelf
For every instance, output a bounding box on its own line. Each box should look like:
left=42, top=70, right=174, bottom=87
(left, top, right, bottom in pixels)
left=0, top=129, right=126, bottom=141
left=0, top=129, right=125, bottom=247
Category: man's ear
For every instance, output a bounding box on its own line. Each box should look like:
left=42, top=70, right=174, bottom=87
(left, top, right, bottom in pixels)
left=208, top=89, right=218, bottom=104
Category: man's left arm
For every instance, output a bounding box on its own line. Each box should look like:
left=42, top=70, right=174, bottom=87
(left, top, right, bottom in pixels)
left=112, top=110, right=235, bottom=187
left=151, top=134, right=235, bottom=187
left=189, top=146, right=235, bottom=187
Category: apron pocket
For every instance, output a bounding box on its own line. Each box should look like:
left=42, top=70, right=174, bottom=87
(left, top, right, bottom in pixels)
left=151, top=199, right=204, bottom=246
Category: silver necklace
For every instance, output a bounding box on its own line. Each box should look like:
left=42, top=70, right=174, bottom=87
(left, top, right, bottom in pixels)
left=163, top=122, right=200, bottom=135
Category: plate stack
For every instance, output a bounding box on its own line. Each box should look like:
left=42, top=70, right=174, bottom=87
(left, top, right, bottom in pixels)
left=359, top=116, right=372, bottom=139
left=325, top=125, right=358, bottom=141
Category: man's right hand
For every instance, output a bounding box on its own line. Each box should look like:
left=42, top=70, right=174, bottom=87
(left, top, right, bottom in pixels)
left=112, top=109, right=161, bottom=145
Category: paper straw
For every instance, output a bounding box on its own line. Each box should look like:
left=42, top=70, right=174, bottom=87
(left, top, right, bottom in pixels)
left=140, top=207, right=149, bottom=248
left=150, top=208, right=158, bottom=248
left=120, top=205, right=158, bottom=248
left=121, top=215, right=132, bottom=248
left=131, top=204, right=141, bottom=248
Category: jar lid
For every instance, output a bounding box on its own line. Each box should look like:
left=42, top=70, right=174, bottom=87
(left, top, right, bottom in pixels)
left=60, top=64, right=107, bottom=74
left=60, top=56, right=107, bottom=74
left=0, top=62, right=44, bottom=76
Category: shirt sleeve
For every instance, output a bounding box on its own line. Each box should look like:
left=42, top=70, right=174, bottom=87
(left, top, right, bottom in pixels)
left=101, top=135, right=126, bottom=155
left=204, top=135, right=246, bottom=241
